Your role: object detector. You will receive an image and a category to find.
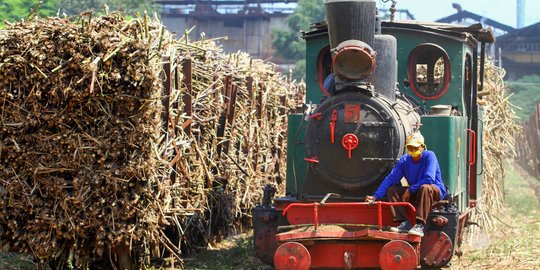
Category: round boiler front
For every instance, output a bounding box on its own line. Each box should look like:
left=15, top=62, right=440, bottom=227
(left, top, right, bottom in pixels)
left=304, top=91, right=418, bottom=190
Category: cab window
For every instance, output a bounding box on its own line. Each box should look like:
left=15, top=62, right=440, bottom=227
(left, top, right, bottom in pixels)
left=408, top=44, right=451, bottom=100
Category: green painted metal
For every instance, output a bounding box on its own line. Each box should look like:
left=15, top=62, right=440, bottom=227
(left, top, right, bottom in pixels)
left=476, top=107, right=484, bottom=198
left=305, top=35, right=330, bottom=104
left=285, top=114, right=307, bottom=195
left=301, top=24, right=480, bottom=210
left=420, top=116, right=468, bottom=210
left=382, top=28, right=471, bottom=115
left=305, top=27, right=476, bottom=118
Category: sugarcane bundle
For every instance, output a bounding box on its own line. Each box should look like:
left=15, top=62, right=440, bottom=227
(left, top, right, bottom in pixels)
left=515, top=102, right=540, bottom=178
left=466, top=60, right=521, bottom=242
left=0, top=12, right=304, bottom=268
left=0, top=13, right=173, bottom=266
left=160, top=40, right=304, bottom=252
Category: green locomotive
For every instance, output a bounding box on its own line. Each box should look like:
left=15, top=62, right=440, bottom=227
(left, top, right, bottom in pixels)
left=253, top=1, right=494, bottom=269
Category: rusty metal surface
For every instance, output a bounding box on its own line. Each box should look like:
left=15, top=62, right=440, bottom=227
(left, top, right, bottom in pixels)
left=253, top=207, right=283, bottom=265
left=276, top=227, right=422, bottom=243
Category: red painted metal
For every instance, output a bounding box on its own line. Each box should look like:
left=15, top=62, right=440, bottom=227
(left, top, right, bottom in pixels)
left=378, top=202, right=383, bottom=229
left=313, top=242, right=384, bottom=268
left=420, top=231, right=453, bottom=268
left=275, top=202, right=422, bottom=269
left=317, top=46, right=331, bottom=97
left=344, top=103, right=361, bottom=123
left=274, top=242, right=311, bottom=270
left=456, top=209, right=472, bottom=257
left=304, top=156, right=319, bottom=164
left=330, top=110, right=338, bottom=143
left=274, top=198, right=296, bottom=211
left=379, top=240, right=418, bottom=270
left=275, top=240, right=421, bottom=269
left=282, top=202, right=416, bottom=230
left=467, top=129, right=477, bottom=165
left=309, top=112, right=322, bottom=120
left=313, top=204, right=319, bottom=229
left=469, top=199, right=477, bottom=208
left=468, top=127, right=478, bottom=200
left=342, top=133, right=359, bottom=159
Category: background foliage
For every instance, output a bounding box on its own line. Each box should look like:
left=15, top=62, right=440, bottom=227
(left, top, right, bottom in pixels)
left=272, top=0, right=325, bottom=80
left=58, top=0, right=157, bottom=16
left=0, top=0, right=157, bottom=28
left=508, top=75, right=540, bottom=121
left=0, top=0, right=60, bottom=25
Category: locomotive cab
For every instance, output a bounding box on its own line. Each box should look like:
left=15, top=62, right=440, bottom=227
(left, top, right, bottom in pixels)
left=253, top=0, right=494, bottom=269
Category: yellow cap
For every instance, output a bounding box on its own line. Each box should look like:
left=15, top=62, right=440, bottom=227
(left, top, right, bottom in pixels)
left=406, top=132, right=425, bottom=147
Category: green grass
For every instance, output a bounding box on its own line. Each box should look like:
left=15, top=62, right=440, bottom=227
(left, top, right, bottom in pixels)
left=0, top=253, right=36, bottom=270
left=452, top=161, right=540, bottom=269
left=183, top=234, right=270, bottom=270
left=504, top=162, right=540, bottom=214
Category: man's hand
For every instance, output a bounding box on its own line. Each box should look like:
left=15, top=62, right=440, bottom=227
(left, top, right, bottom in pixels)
left=401, top=189, right=411, bottom=201
left=365, top=195, right=376, bottom=203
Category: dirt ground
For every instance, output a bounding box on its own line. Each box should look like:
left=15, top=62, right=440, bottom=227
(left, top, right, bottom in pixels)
left=1, top=161, right=539, bottom=269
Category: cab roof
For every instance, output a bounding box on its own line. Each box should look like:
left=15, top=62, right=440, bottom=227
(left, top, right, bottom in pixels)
left=303, top=20, right=495, bottom=44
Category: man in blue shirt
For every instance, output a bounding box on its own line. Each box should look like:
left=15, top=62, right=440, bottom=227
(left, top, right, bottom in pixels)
left=323, top=73, right=335, bottom=95
left=365, top=132, right=447, bottom=237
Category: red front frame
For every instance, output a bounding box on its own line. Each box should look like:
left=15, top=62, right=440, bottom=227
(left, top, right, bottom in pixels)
left=275, top=202, right=420, bottom=269
left=282, top=201, right=417, bottom=229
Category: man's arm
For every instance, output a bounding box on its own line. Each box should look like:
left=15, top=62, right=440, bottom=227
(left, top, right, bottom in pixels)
left=373, top=161, right=405, bottom=200
left=409, top=151, right=438, bottom=193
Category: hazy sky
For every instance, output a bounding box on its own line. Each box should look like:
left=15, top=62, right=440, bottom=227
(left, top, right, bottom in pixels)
left=377, top=0, right=540, bottom=28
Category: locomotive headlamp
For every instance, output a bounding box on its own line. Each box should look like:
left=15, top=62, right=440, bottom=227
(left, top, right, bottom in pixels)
left=332, top=40, right=376, bottom=80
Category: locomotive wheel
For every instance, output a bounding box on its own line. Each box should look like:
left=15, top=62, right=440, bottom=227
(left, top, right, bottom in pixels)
left=379, top=240, right=418, bottom=270
left=273, top=242, right=311, bottom=270
left=420, top=231, right=453, bottom=268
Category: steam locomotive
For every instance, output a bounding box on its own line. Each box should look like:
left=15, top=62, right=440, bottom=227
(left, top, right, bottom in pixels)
left=253, top=0, right=494, bottom=269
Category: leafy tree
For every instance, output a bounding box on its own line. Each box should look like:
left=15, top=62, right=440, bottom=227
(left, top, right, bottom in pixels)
left=0, top=0, right=60, bottom=26
left=110, top=0, right=157, bottom=15
left=0, top=0, right=157, bottom=28
left=58, top=0, right=157, bottom=16
left=508, top=75, right=540, bottom=121
left=56, top=0, right=107, bottom=15
left=272, top=0, right=325, bottom=79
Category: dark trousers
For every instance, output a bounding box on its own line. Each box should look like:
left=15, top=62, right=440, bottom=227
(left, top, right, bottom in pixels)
left=387, top=184, right=441, bottom=224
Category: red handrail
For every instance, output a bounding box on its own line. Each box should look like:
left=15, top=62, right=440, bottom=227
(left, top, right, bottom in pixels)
left=282, top=201, right=416, bottom=230
left=467, top=129, right=477, bottom=165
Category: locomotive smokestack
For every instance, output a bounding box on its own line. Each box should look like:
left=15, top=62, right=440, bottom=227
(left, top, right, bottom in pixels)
left=325, top=0, right=378, bottom=86
left=325, top=0, right=377, bottom=49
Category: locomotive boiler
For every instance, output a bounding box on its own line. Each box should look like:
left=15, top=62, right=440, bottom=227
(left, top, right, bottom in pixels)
left=253, top=0, right=494, bottom=269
